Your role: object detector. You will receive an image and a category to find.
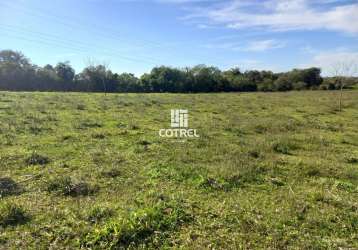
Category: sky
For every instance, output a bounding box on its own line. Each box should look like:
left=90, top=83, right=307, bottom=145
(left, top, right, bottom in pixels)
left=1, top=0, right=358, bottom=76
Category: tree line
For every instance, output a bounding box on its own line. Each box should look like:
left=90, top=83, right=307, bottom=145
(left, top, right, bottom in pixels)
left=0, top=50, right=356, bottom=93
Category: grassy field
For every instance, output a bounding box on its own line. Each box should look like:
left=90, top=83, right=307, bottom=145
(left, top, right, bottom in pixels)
left=0, top=90, right=358, bottom=249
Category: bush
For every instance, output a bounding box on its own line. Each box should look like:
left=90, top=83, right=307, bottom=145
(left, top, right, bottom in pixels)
left=0, top=177, right=22, bottom=197
left=0, top=203, right=29, bottom=227
left=91, top=133, right=106, bottom=139
left=318, top=84, right=328, bottom=90
left=25, top=152, right=50, bottom=165
left=46, top=176, right=98, bottom=197
left=257, top=79, right=274, bottom=92
left=100, top=168, right=121, bottom=178
left=87, top=206, right=115, bottom=224
left=345, top=155, right=358, bottom=164
left=292, top=81, right=307, bottom=90
left=272, top=139, right=299, bottom=155
left=198, top=165, right=265, bottom=191
left=82, top=199, right=192, bottom=248
left=274, top=75, right=293, bottom=91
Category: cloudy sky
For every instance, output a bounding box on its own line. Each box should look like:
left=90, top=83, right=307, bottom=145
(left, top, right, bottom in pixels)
left=1, top=0, right=357, bottom=75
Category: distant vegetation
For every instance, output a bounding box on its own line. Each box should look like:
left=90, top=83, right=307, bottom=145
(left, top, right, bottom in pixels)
left=1, top=50, right=357, bottom=93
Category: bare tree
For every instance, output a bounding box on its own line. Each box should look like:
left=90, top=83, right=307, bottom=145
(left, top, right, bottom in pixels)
left=330, top=61, right=357, bottom=112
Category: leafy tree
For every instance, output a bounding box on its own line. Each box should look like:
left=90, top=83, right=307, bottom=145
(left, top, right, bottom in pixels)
left=54, top=62, right=75, bottom=91
left=274, top=75, right=293, bottom=91
left=144, top=66, right=187, bottom=92
left=292, top=81, right=307, bottom=91
left=0, top=49, right=333, bottom=93
left=257, top=78, right=275, bottom=92
left=77, top=64, right=114, bottom=93
left=35, top=64, right=59, bottom=91
left=286, top=68, right=322, bottom=88
left=190, top=65, right=224, bottom=92
left=117, top=73, right=140, bottom=92
left=0, top=50, right=35, bottom=90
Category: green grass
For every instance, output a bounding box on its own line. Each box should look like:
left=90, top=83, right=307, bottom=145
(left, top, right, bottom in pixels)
left=0, top=90, right=358, bottom=249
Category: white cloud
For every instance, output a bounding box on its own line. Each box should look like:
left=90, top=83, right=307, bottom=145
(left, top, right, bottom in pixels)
left=196, top=24, right=218, bottom=29
left=186, top=0, right=358, bottom=34
left=305, top=50, right=358, bottom=76
left=224, top=59, right=284, bottom=72
left=300, top=45, right=317, bottom=54
left=244, top=39, right=286, bottom=52
left=204, top=39, right=286, bottom=52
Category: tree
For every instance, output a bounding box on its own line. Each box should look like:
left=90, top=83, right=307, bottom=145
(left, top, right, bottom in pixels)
left=223, top=67, right=243, bottom=91
left=190, top=65, right=224, bottom=92
left=35, top=64, right=59, bottom=91
left=117, top=73, right=140, bottom=92
left=0, top=49, right=331, bottom=94
left=285, top=68, right=322, bottom=89
left=330, top=61, right=358, bottom=111
left=274, top=75, right=293, bottom=91
left=143, top=66, right=187, bottom=92
left=78, top=62, right=114, bottom=94
left=0, top=50, right=35, bottom=90
left=244, top=70, right=263, bottom=84
left=302, top=67, right=323, bottom=88
left=54, top=62, right=75, bottom=91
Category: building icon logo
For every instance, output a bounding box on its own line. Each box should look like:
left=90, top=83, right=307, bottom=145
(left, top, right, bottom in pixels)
left=171, top=109, right=188, bottom=128
left=159, top=109, right=199, bottom=138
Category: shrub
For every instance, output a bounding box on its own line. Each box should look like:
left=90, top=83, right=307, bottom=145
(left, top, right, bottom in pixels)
left=68, top=182, right=98, bottom=197
left=76, top=104, right=86, bottom=110
left=87, top=206, right=115, bottom=224
left=305, top=167, right=322, bottom=177
left=91, top=133, right=106, bottom=139
left=61, top=134, right=72, bottom=141
left=254, top=124, right=268, bottom=134
left=248, top=150, right=261, bottom=158
left=0, top=203, right=29, bottom=227
left=0, top=177, right=22, bottom=197
left=274, top=75, right=293, bottom=91
left=46, top=176, right=98, bottom=197
left=82, top=199, right=192, bottom=248
left=198, top=165, right=265, bottom=191
left=77, top=120, right=102, bottom=129
left=46, top=176, right=72, bottom=193
left=138, top=140, right=151, bottom=146
left=100, top=168, right=121, bottom=178
left=272, top=139, right=298, bottom=155
left=224, top=165, right=265, bottom=188
left=345, top=155, right=358, bottom=164
left=292, top=81, right=307, bottom=90
left=25, top=152, right=50, bottom=165
left=257, top=79, right=274, bottom=92
left=318, top=84, right=328, bottom=90
left=336, top=181, right=355, bottom=192
left=198, top=177, right=225, bottom=190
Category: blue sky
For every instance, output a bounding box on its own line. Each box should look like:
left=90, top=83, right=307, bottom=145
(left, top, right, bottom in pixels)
left=1, top=0, right=358, bottom=76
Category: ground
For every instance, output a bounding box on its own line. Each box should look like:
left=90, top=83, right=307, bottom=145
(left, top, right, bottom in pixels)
left=0, top=90, right=357, bottom=249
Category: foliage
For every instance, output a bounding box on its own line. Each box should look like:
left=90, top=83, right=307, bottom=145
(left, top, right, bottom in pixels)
left=25, top=152, right=50, bottom=165
left=0, top=177, right=22, bottom=197
left=45, top=176, right=98, bottom=196
left=0, top=203, right=29, bottom=227
left=82, top=199, right=192, bottom=248
left=1, top=50, right=350, bottom=93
